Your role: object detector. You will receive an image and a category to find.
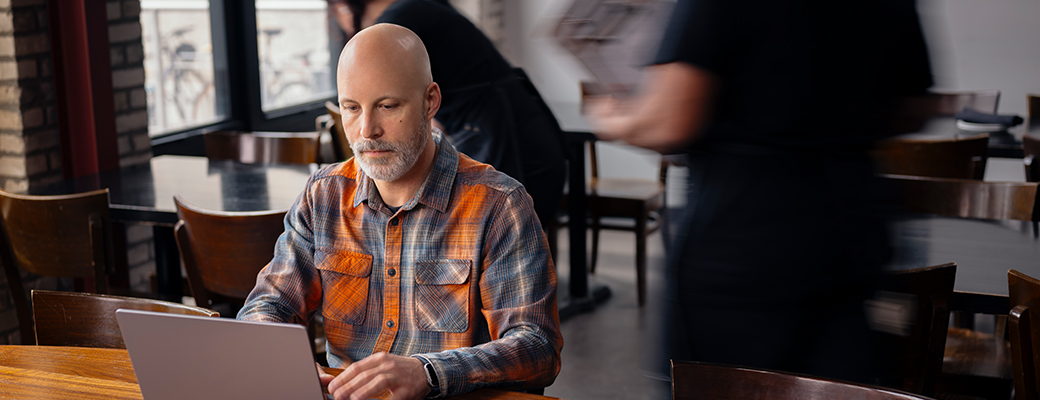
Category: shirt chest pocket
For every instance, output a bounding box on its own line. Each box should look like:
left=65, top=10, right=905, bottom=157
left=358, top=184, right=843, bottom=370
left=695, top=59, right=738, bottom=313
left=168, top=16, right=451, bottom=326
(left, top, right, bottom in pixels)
left=414, top=259, right=472, bottom=333
left=317, top=250, right=372, bottom=325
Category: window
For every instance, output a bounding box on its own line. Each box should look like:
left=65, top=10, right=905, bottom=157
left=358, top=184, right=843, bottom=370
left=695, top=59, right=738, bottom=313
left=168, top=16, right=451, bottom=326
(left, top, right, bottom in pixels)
left=140, top=0, right=228, bottom=136
left=255, top=1, right=336, bottom=112
left=141, top=0, right=337, bottom=148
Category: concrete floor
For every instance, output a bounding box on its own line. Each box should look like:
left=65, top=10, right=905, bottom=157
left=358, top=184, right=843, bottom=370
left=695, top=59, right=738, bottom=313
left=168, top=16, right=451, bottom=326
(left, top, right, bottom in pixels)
left=543, top=227, right=673, bottom=400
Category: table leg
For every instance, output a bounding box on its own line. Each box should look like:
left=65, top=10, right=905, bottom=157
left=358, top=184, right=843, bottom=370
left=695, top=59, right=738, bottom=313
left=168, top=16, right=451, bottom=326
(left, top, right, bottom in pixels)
left=558, top=135, right=611, bottom=320
left=152, top=226, right=182, bottom=302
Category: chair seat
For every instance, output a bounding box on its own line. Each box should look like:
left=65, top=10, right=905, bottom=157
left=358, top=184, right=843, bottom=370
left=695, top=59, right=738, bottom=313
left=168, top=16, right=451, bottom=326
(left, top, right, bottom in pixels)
left=943, top=328, right=1012, bottom=379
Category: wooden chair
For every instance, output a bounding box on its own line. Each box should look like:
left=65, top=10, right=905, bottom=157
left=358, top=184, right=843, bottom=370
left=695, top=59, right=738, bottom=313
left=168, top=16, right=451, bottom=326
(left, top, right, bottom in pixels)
left=872, top=133, right=989, bottom=180
left=876, top=263, right=957, bottom=397
left=324, top=101, right=354, bottom=162
left=32, top=289, right=218, bottom=349
left=883, top=173, right=1027, bottom=399
left=204, top=130, right=320, bottom=164
left=898, top=90, right=1001, bottom=117
left=671, top=360, right=933, bottom=400
left=173, top=195, right=287, bottom=314
left=548, top=142, right=668, bottom=307
left=1009, top=269, right=1040, bottom=400
left=0, top=188, right=113, bottom=345
left=1023, top=95, right=1040, bottom=182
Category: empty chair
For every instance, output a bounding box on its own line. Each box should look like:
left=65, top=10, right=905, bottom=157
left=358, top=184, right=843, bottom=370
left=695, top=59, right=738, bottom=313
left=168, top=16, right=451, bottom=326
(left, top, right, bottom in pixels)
left=872, top=134, right=989, bottom=180
left=877, top=263, right=956, bottom=397
left=899, top=90, right=1001, bottom=117
left=548, top=141, right=668, bottom=307
left=32, top=289, right=218, bottom=348
left=204, top=130, right=320, bottom=164
left=671, top=360, right=933, bottom=400
left=883, top=173, right=1026, bottom=398
left=173, top=195, right=287, bottom=315
left=1009, top=269, right=1040, bottom=400
left=0, top=188, right=113, bottom=344
left=325, top=101, right=354, bottom=162
left=1024, top=95, right=1040, bottom=181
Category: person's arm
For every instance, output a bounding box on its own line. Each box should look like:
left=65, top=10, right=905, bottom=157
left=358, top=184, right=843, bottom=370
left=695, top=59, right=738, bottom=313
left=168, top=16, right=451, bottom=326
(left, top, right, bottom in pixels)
left=236, top=175, right=322, bottom=325
left=420, top=187, right=562, bottom=397
left=585, top=62, right=718, bottom=153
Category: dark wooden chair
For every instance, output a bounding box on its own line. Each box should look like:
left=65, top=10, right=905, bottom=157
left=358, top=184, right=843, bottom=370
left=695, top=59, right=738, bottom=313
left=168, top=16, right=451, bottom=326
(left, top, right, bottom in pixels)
left=671, top=360, right=933, bottom=400
left=1022, top=95, right=1040, bottom=182
left=325, top=101, right=354, bottom=162
left=173, top=195, right=287, bottom=314
left=876, top=263, right=956, bottom=397
left=547, top=142, right=668, bottom=307
left=0, top=188, right=113, bottom=345
left=204, top=130, right=320, bottom=164
left=899, top=90, right=1002, bottom=117
left=1009, top=269, right=1040, bottom=400
left=872, top=133, right=989, bottom=180
left=32, top=289, right=218, bottom=348
left=883, top=173, right=1029, bottom=399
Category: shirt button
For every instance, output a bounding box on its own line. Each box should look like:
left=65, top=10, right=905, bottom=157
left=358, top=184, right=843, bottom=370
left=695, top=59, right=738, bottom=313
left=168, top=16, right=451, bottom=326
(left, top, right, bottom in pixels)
left=388, top=268, right=396, bottom=277
left=386, top=320, right=395, bottom=328
left=390, top=218, right=399, bottom=226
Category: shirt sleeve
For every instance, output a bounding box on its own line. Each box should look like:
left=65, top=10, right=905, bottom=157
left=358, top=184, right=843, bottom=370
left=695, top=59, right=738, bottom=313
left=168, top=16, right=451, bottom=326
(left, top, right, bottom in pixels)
left=416, top=186, right=563, bottom=397
left=236, top=175, right=323, bottom=326
left=654, top=0, right=738, bottom=74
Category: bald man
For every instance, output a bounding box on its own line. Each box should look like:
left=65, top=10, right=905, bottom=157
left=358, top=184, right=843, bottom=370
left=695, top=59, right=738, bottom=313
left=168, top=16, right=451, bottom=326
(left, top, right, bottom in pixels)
left=237, top=24, right=562, bottom=400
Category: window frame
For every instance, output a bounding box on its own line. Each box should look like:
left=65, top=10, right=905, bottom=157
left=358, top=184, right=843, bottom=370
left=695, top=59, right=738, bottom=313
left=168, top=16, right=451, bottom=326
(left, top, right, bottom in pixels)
left=150, top=0, right=337, bottom=155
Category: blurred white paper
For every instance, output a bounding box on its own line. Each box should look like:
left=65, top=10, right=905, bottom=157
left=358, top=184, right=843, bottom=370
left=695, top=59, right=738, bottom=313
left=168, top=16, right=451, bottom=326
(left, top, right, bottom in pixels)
left=553, top=0, right=674, bottom=97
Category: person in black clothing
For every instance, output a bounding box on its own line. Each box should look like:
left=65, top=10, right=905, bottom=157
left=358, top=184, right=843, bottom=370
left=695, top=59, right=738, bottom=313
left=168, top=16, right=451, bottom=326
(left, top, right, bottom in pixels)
left=587, top=0, right=933, bottom=385
left=328, top=0, right=567, bottom=231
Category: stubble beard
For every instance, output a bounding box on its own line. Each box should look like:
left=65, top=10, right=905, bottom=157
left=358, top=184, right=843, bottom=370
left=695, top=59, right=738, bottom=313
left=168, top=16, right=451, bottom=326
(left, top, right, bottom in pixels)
left=351, top=114, right=430, bottom=182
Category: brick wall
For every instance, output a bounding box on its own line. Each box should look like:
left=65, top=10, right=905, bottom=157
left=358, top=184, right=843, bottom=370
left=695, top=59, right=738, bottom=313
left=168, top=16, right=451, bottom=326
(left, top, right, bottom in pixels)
left=0, top=0, right=155, bottom=344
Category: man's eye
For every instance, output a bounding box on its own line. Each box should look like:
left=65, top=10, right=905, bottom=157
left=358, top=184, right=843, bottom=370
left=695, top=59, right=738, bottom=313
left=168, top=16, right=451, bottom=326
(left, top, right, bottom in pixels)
left=381, top=104, right=396, bottom=110
left=344, top=105, right=360, bottom=112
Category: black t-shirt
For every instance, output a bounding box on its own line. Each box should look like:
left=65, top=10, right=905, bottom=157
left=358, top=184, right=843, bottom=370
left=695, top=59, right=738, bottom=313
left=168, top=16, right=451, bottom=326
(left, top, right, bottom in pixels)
left=377, top=0, right=515, bottom=122
left=655, top=0, right=934, bottom=151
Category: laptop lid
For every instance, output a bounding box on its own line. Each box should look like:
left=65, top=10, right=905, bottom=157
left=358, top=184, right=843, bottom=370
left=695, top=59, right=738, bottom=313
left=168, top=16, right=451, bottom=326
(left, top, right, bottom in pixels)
left=116, top=309, right=325, bottom=400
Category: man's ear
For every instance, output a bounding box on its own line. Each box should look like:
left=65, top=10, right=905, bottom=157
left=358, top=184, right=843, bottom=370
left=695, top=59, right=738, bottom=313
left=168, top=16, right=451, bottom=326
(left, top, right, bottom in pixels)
left=425, top=82, right=441, bottom=120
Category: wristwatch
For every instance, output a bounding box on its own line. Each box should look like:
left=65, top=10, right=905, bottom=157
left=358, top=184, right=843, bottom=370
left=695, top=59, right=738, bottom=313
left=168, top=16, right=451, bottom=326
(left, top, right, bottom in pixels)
left=423, top=361, right=441, bottom=398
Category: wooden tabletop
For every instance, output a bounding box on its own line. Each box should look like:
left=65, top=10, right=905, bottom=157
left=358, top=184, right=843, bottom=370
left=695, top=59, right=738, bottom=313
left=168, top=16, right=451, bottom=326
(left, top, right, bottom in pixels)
left=0, top=345, right=559, bottom=400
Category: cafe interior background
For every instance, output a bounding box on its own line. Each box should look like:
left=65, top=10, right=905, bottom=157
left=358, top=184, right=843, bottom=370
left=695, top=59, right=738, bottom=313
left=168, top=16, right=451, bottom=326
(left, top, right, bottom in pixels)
left=0, top=0, right=1038, bottom=397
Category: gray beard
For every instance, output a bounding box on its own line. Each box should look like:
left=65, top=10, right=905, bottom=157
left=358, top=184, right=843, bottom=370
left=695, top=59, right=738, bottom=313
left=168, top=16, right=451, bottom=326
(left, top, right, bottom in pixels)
left=351, top=117, right=430, bottom=182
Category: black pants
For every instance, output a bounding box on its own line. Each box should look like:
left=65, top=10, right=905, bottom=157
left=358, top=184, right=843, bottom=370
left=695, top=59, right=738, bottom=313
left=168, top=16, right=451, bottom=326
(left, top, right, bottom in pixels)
left=663, top=148, right=890, bottom=383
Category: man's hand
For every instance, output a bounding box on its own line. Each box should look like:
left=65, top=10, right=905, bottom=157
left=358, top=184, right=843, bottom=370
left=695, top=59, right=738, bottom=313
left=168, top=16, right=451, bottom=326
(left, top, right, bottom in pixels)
left=326, top=352, right=431, bottom=400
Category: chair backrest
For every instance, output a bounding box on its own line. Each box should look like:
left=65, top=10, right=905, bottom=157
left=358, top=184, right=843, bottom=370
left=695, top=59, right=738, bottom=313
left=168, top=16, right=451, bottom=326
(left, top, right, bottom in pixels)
left=899, top=90, right=1001, bottom=116
left=204, top=130, right=319, bottom=164
left=878, top=263, right=957, bottom=396
left=32, top=289, right=218, bottom=348
left=880, top=174, right=1040, bottom=222
left=1009, top=269, right=1040, bottom=400
left=671, top=360, right=932, bottom=400
left=872, top=134, right=988, bottom=180
left=0, top=188, right=112, bottom=344
left=325, top=101, right=354, bottom=162
left=1028, top=94, right=1039, bottom=135
left=174, top=195, right=287, bottom=312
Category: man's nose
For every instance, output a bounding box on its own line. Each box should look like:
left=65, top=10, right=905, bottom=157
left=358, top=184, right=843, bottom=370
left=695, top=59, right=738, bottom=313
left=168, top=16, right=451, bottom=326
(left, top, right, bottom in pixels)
left=359, top=111, right=382, bottom=139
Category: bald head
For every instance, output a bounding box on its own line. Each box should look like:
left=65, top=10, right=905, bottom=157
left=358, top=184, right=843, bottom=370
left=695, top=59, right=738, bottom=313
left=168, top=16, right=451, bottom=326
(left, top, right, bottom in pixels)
left=338, top=23, right=432, bottom=94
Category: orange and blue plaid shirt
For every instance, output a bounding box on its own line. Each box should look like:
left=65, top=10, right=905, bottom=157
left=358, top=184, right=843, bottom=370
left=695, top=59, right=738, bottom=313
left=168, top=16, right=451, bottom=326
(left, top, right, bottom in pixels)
left=238, top=133, right=562, bottom=396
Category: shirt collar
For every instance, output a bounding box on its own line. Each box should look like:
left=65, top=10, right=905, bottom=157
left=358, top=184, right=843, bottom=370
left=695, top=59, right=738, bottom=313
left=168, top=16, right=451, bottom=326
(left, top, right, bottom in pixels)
left=352, top=129, right=457, bottom=213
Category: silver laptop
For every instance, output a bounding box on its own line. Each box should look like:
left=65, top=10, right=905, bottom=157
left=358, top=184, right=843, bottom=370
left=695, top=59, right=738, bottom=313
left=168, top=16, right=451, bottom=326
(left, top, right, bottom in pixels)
left=116, top=309, right=328, bottom=400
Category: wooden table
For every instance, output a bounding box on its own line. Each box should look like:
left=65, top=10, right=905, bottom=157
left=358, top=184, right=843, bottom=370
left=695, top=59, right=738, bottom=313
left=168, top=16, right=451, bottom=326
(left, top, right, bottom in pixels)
left=0, top=345, right=559, bottom=400
left=32, top=155, right=315, bottom=301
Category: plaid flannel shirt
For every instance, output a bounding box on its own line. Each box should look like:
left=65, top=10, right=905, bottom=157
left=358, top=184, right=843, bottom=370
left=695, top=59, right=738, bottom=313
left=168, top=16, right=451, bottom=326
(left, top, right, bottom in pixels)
left=237, top=133, right=562, bottom=396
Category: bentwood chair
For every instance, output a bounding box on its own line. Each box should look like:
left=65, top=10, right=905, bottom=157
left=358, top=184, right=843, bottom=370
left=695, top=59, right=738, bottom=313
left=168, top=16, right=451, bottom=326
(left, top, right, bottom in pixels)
left=0, top=188, right=113, bottom=345
left=173, top=195, right=287, bottom=315
left=325, top=101, right=354, bottom=162
left=876, top=263, right=956, bottom=397
left=883, top=174, right=1029, bottom=399
left=1009, top=269, right=1040, bottom=400
left=32, top=290, right=218, bottom=348
left=670, top=360, right=934, bottom=400
left=548, top=142, right=668, bottom=307
left=204, top=130, right=320, bottom=164
left=1023, top=95, right=1040, bottom=182
left=872, top=133, right=989, bottom=180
